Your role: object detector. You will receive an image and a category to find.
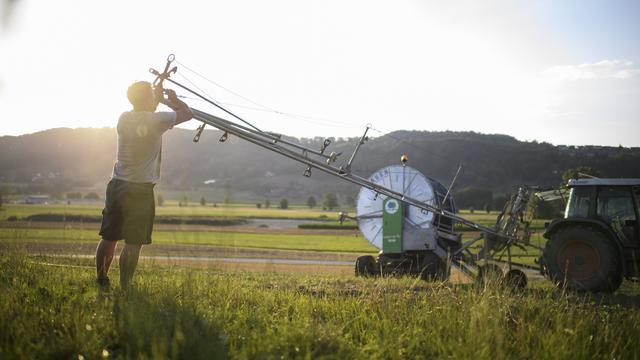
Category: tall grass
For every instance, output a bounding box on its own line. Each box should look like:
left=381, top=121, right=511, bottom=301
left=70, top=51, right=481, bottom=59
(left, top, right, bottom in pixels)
left=1, top=252, right=639, bottom=359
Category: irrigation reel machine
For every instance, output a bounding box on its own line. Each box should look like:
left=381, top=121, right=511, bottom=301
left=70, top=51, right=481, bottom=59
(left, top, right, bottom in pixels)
left=151, top=55, right=541, bottom=287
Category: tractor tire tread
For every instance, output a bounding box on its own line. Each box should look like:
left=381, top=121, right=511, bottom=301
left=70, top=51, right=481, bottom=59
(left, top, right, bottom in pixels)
left=542, top=225, right=622, bottom=292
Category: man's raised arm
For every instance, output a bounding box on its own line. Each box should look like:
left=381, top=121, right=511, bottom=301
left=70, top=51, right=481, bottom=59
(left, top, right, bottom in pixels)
left=161, top=89, right=193, bottom=125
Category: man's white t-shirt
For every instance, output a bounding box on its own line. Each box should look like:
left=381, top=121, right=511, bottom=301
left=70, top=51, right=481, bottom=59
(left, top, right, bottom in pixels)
left=112, top=111, right=177, bottom=183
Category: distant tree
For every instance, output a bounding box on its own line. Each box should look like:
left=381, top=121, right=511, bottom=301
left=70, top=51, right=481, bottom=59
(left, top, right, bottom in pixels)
left=492, top=195, right=508, bottom=212
left=561, top=166, right=601, bottom=188
left=453, top=187, right=492, bottom=210
left=156, top=193, right=164, bottom=206
left=345, top=195, right=356, bottom=208
left=200, top=196, right=206, bottom=206
left=324, top=193, right=338, bottom=211
left=181, top=193, right=189, bottom=207
left=484, top=203, right=491, bottom=214
left=535, top=198, right=564, bottom=219
left=469, top=206, right=475, bottom=214
left=0, top=186, right=12, bottom=208
left=50, top=192, right=64, bottom=201
left=306, top=196, right=317, bottom=208
left=66, top=192, right=82, bottom=200
left=265, top=199, right=271, bottom=209
left=279, top=198, right=289, bottom=209
left=223, top=193, right=233, bottom=205
left=256, top=203, right=262, bottom=209
left=84, top=192, right=100, bottom=200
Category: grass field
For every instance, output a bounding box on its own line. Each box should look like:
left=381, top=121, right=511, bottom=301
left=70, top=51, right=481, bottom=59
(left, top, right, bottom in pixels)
left=0, top=203, right=548, bottom=263
left=1, top=204, right=339, bottom=221
left=2, top=204, right=639, bottom=358
left=0, top=228, right=375, bottom=253
left=0, top=204, right=549, bottom=229
left=2, top=253, right=640, bottom=359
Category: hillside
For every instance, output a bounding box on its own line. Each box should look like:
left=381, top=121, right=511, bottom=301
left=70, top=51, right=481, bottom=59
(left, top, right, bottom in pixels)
left=1, top=127, right=640, bottom=202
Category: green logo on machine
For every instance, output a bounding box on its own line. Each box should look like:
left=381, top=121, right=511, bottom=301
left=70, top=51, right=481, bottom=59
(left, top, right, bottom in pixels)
left=385, top=199, right=399, bottom=214
left=382, top=198, right=403, bottom=253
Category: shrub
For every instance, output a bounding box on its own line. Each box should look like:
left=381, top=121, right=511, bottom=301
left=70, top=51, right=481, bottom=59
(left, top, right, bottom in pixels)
left=306, top=196, right=317, bottom=208
left=279, top=199, right=289, bottom=209
left=84, top=192, right=100, bottom=200
left=323, top=193, right=338, bottom=210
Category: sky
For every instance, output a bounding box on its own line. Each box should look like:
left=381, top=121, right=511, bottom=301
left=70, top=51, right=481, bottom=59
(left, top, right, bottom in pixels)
left=0, top=0, right=639, bottom=146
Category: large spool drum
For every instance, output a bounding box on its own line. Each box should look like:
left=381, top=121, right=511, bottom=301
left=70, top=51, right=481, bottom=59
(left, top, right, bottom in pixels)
left=356, top=165, right=438, bottom=251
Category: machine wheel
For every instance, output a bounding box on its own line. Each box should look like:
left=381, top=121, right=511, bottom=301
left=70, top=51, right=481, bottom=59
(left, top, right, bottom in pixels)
left=504, top=269, right=527, bottom=290
left=419, top=252, right=447, bottom=281
left=542, top=226, right=622, bottom=292
left=355, top=255, right=377, bottom=277
left=476, top=264, right=503, bottom=286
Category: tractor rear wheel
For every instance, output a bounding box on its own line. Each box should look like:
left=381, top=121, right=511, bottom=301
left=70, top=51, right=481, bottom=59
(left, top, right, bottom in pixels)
left=420, top=252, right=447, bottom=281
left=355, top=255, right=377, bottom=277
left=476, top=264, right=503, bottom=286
left=504, top=269, right=528, bottom=290
left=543, top=226, right=622, bottom=292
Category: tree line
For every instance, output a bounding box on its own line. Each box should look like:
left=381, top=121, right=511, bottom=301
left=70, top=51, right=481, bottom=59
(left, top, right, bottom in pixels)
left=2, top=128, right=640, bottom=203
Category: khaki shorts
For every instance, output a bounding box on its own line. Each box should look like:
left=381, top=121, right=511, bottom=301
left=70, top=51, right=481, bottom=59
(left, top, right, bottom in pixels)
left=99, top=179, right=155, bottom=245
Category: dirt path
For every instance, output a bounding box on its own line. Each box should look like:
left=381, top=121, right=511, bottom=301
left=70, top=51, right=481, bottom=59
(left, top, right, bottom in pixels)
left=1, top=241, right=366, bottom=262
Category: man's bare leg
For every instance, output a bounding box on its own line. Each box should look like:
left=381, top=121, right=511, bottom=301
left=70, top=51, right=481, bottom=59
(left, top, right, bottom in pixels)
left=96, top=239, right=118, bottom=284
left=119, top=243, right=142, bottom=288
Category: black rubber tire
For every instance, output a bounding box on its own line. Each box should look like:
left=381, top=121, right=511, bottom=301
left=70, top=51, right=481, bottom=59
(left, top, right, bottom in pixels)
left=355, top=255, right=377, bottom=277
left=542, top=226, right=623, bottom=292
left=504, top=269, right=528, bottom=290
left=419, top=252, right=447, bottom=281
left=475, top=264, right=503, bottom=286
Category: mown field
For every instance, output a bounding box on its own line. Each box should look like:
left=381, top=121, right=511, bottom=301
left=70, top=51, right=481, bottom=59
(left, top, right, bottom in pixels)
left=0, top=203, right=548, bottom=263
left=0, top=203, right=549, bottom=228
left=2, top=204, right=640, bottom=358
left=1, top=204, right=338, bottom=221
left=2, top=253, right=640, bottom=359
left=0, top=228, right=374, bottom=253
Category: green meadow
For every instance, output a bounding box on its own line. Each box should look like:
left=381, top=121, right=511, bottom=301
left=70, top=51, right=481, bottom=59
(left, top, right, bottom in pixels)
left=1, top=203, right=548, bottom=229
left=0, top=204, right=547, bottom=263
left=2, top=253, right=640, bottom=359
left=2, top=204, right=639, bottom=359
left=0, top=228, right=375, bottom=254
left=1, top=204, right=338, bottom=221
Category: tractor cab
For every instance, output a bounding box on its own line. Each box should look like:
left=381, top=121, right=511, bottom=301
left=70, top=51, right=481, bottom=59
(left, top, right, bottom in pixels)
left=563, top=179, right=640, bottom=246
left=543, top=178, right=640, bottom=292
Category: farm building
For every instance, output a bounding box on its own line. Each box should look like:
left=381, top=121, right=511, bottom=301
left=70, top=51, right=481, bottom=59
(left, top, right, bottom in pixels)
left=24, top=195, right=50, bottom=204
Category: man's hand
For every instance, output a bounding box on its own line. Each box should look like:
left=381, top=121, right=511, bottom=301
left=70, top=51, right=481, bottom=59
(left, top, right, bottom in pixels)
left=163, top=89, right=178, bottom=102
left=161, top=89, right=179, bottom=106
left=160, top=89, right=193, bottom=125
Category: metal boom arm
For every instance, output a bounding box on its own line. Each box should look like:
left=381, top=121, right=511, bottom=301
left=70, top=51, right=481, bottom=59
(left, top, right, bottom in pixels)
left=189, top=107, right=508, bottom=239
left=149, top=54, right=513, bottom=241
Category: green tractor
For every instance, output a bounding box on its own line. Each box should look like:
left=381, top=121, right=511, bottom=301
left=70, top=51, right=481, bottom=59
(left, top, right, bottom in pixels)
left=542, top=179, right=640, bottom=292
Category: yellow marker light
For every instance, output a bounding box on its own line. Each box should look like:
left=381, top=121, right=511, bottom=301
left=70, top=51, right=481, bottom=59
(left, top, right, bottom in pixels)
left=400, top=153, right=409, bottom=164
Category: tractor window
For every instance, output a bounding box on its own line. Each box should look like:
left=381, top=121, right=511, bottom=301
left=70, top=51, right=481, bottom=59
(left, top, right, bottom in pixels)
left=597, top=188, right=636, bottom=221
left=565, top=187, right=591, bottom=218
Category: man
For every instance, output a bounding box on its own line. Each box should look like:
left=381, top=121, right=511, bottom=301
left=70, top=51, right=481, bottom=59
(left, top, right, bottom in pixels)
left=96, top=81, right=193, bottom=288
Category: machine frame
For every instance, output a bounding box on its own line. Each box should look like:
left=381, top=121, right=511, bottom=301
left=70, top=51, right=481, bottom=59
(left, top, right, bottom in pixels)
left=150, top=54, right=540, bottom=284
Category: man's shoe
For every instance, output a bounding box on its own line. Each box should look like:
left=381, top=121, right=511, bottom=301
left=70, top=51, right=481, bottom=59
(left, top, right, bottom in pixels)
left=96, top=277, right=111, bottom=290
